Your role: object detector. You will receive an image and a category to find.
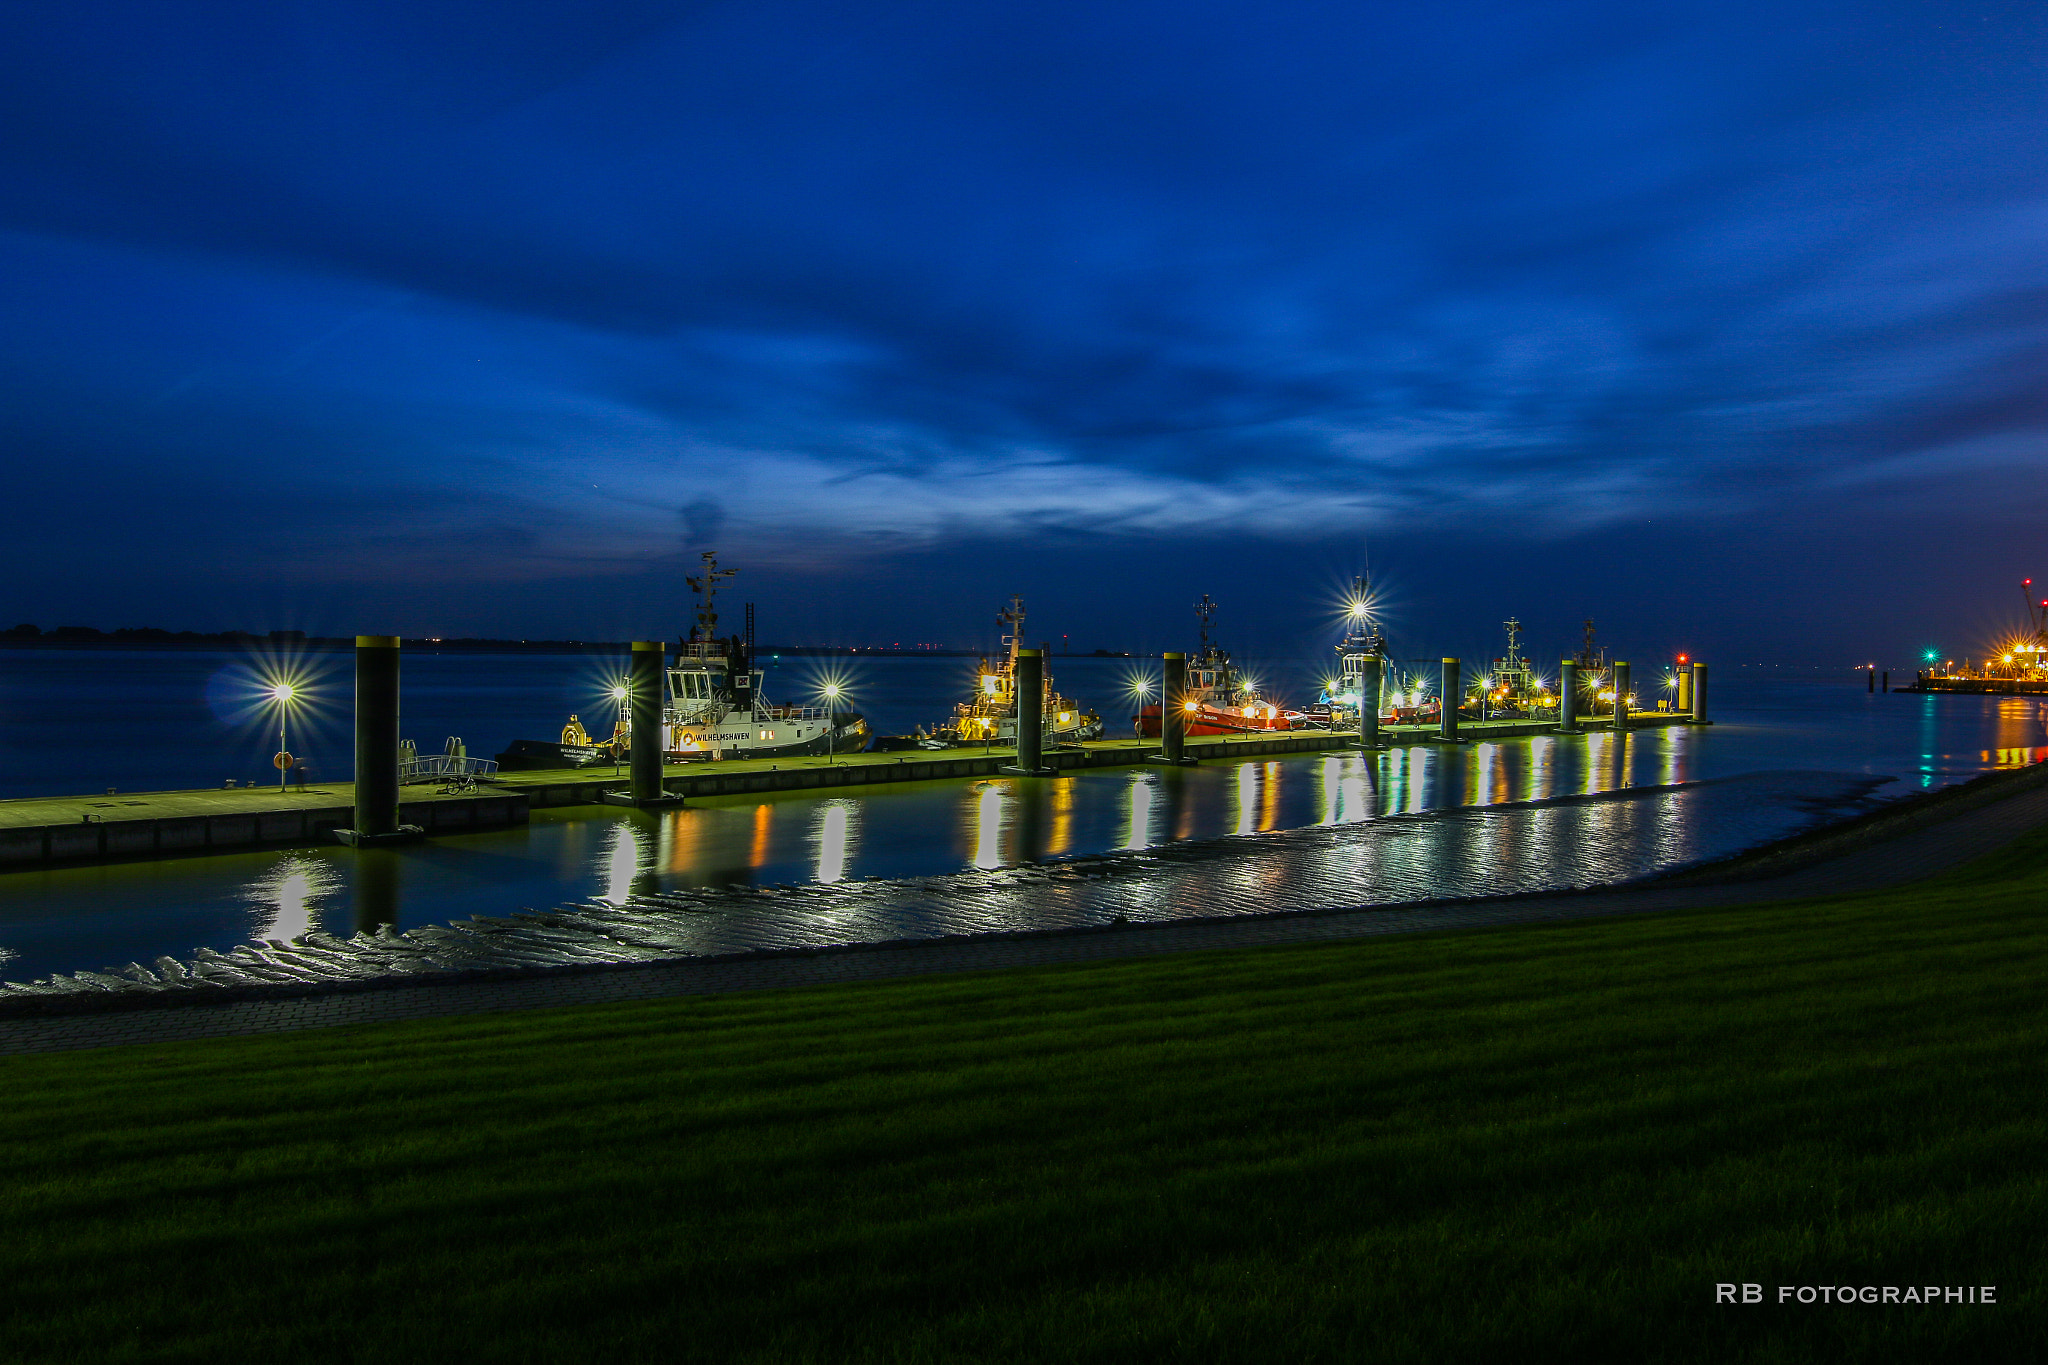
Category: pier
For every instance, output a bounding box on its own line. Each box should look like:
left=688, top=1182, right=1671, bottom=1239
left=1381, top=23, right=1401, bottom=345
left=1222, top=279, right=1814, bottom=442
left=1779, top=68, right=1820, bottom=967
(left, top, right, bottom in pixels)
left=0, top=715, right=1699, bottom=869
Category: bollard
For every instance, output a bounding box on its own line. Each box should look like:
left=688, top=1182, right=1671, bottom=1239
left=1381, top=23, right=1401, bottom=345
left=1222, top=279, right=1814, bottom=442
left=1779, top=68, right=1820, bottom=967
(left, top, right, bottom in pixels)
left=1155, top=652, right=1194, bottom=764
left=1559, top=659, right=1580, bottom=733
left=1868, top=667, right=1875, bottom=693
left=1440, top=658, right=1461, bottom=741
left=1676, top=665, right=1692, bottom=712
left=1691, top=661, right=1709, bottom=722
left=1882, top=670, right=1889, bottom=693
left=350, top=635, right=401, bottom=840
left=1001, top=649, right=1053, bottom=774
left=1358, top=655, right=1382, bottom=748
left=630, top=640, right=664, bottom=804
left=1612, top=661, right=1631, bottom=732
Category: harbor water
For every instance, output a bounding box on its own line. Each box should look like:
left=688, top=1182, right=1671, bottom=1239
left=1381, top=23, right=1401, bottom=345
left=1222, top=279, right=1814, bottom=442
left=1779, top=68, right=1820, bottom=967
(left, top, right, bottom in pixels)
left=1, top=650, right=2044, bottom=983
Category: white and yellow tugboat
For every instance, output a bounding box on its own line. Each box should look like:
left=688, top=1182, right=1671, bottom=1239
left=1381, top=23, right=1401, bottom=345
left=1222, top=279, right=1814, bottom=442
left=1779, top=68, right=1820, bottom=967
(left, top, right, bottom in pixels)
left=1476, top=617, right=1558, bottom=718
left=884, top=595, right=1100, bottom=749
left=1312, top=575, right=1437, bottom=726
left=496, top=553, right=867, bottom=769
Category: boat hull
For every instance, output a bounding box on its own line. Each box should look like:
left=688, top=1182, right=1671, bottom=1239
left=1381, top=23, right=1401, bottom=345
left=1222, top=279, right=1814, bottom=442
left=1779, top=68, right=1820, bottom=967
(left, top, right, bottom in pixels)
left=1135, top=703, right=1295, bottom=738
left=494, top=739, right=619, bottom=771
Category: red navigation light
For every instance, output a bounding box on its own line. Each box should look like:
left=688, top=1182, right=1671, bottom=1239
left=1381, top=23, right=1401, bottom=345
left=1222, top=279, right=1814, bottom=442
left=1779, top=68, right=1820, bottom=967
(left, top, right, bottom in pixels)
left=1677, top=653, right=1688, bottom=663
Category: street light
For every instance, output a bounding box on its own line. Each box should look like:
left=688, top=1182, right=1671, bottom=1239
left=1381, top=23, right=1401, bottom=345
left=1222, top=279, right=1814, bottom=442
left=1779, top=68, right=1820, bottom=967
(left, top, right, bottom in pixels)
left=268, top=683, right=296, bottom=792
left=821, top=682, right=842, bottom=762
left=610, top=682, right=628, bottom=775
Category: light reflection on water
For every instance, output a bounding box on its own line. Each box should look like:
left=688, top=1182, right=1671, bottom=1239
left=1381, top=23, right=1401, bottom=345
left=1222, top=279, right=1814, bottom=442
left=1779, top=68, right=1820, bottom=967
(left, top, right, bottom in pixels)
left=244, top=854, right=343, bottom=941
left=5, top=680, right=2046, bottom=982
left=813, top=801, right=858, bottom=884
left=602, top=823, right=643, bottom=904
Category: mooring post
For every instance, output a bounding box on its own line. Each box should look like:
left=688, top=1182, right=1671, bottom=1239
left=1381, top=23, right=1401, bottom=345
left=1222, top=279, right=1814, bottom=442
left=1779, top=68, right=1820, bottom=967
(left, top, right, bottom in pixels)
left=352, top=635, right=401, bottom=839
left=1613, top=661, right=1631, bottom=732
left=1358, top=655, right=1382, bottom=748
left=1691, top=661, right=1709, bottom=722
left=1882, top=669, right=1889, bottom=692
left=630, top=640, right=664, bottom=804
left=1558, top=659, right=1580, bottom=732
left=1676, top=664, right=1692, bottom=712
left=1159, top=651, right=1191, bottom=763
left=1868, top=667, right=1875, bottom=693
left=1440, top=658, right=1461, bottom=741
left=1001, top=649, right=1052, bottom=775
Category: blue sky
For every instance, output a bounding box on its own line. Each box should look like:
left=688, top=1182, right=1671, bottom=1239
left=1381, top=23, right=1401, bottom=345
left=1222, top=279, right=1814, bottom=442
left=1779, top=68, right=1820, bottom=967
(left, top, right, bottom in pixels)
left=3, top=1, right=2045, bottom=664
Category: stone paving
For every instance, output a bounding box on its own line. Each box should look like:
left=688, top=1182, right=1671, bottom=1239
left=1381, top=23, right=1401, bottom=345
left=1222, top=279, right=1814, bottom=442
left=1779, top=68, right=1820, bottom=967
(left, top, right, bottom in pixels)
left=3, top=771, right=2041, bottom=1058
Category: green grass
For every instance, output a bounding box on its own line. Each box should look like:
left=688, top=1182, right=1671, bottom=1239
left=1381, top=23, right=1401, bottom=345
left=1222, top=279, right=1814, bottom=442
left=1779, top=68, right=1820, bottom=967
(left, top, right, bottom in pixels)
left=4, top=833, right=2047, bottom=1363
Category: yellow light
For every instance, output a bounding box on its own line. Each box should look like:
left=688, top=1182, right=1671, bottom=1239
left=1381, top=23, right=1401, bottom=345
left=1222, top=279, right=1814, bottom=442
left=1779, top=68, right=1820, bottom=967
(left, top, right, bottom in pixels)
left=269, top=683, right=295, bottom=703
left=982, top=674, right=997, bottom=695
left=1059, top=712, right=1073, bottom=724
left=1348, top=601, right=1368, bottom=618
left=610, top=685, right=627, bottom=701
left=1182, top=699, right=1198, bottom=712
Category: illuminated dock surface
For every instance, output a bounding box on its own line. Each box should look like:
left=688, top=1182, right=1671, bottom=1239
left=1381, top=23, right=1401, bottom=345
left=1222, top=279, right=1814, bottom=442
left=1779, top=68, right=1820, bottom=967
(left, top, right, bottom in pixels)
left=0, top=716, right=1696, bottom=868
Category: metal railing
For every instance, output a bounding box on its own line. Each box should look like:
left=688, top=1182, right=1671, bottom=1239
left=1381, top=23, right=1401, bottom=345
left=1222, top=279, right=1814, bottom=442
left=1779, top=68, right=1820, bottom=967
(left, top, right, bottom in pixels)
left=399, top=754, right=499, bottom=785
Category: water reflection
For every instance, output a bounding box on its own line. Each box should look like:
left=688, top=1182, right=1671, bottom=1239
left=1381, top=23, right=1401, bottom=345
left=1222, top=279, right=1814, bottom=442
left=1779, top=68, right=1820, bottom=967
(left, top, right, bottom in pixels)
left=1124, top=773, right=1159, bottom=850
left=1048, top=778, right=1074, bottom=857
left=972, top=783, right=1006, bottom=869
left=353, top=849, right=400, bottom=936
left=248, top=854, right=341, bottom=940
left=601, top=821, right=646, bottom=903
left=18, top=677, right=2048, bottom=985
left=813, top=801, right=858, bottom=883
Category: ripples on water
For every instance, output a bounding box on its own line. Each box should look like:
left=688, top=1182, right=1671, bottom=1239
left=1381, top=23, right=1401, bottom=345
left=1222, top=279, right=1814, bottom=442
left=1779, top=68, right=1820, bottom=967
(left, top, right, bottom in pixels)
left=4, top=664, right=2046, bottom=981
left=0, top=736, right=1892, bottom=982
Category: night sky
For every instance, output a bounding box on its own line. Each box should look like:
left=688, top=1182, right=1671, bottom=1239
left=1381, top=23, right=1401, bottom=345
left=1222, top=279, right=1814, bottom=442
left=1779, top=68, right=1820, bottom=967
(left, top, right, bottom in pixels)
left=4, top=1, right=2046, bottom=667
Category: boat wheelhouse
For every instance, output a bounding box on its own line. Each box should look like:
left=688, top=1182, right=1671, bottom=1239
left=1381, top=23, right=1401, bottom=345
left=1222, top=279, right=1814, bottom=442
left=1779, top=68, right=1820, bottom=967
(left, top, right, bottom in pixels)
left=899, top=595, right=1101, bottom=748
left=1136, top=594, right=1295, bottom=737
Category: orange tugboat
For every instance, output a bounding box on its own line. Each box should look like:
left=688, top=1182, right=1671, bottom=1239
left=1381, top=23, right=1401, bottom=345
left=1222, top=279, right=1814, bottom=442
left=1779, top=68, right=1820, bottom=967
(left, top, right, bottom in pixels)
left=1135, top=595, right=1293, bottom=737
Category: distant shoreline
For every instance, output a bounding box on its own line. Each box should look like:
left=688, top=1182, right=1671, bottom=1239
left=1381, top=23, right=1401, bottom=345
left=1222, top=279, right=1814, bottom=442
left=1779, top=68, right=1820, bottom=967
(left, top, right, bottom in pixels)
left=0, top=636, right=1133, bottom=658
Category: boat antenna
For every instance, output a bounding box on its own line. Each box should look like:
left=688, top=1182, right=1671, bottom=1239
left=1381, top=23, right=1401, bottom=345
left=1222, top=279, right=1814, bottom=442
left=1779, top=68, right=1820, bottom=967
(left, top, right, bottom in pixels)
left=684, top=550, right=737, bottom=644
left=1578, top=618, right=1604, bottom=673
left=999, top=594, right=1025, bottom=664
left=1195, top=593, right=1216, bottom=652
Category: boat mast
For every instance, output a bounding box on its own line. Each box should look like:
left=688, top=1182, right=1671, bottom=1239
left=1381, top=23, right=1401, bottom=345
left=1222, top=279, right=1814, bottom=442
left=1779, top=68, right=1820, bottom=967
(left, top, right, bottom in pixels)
left=684, top=550, right=737, bottom=646
left=999, top=595, right=1025, bottom=712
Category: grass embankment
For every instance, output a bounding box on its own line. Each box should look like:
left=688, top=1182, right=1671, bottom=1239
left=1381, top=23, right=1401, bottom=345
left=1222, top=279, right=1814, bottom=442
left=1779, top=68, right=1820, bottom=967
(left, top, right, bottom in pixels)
left=4, top=835, right=2046, bottom=1363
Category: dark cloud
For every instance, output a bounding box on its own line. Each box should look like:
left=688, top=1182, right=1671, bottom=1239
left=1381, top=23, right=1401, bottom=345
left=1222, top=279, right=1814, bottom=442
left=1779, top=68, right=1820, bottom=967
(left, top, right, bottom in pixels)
left=3, top=1, right=2047, bottom=659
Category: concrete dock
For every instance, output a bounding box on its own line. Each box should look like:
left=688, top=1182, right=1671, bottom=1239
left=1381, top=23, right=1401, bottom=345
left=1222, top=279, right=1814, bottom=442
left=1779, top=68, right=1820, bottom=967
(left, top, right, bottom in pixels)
left=0, top=714, right=1698, bottom=869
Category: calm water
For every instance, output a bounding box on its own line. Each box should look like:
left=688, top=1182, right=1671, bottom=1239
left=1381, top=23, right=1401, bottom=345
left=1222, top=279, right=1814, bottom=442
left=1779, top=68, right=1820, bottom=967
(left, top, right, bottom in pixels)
left=2, top=650, right=2043, bottom=982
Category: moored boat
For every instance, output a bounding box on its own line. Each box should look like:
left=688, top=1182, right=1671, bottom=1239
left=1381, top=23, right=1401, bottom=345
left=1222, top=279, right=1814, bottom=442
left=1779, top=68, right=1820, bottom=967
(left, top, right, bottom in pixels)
left=882, top=595, right=1101, bottom=749
left=495, top=553, right=868, bottom=769
left=1135, top=595, right=1295, bottom=737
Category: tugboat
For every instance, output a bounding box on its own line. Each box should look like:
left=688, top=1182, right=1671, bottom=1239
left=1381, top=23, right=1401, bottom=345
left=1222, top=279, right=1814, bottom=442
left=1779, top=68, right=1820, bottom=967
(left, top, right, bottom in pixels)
left=1135, top=595, right=1294, bottom=737
left=1311, top=576, right=1437, bottom=727
left=496, top=553, right=868, bottom=770
left=879, top=595, right=1101, bottom=749
left=1475, top=618, right=1557, bottom=718
left=494, top=714, right=624, bottom=770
